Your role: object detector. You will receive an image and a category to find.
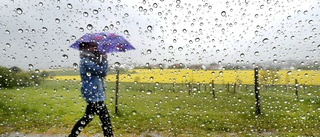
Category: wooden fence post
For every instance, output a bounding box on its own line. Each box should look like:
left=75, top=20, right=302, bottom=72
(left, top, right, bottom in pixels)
left=227, top=83, right=230, bottom=92
left=188, top=82, right=191, bottom=95
left=115, top=70, right=119, bottom=115
left=211, top=80, right=215, bottom=98
left=295, top=79, right=298, bottom=100
left=254, top=68, right=261, bottom=115
left=233, top=83, right=236, bottom=93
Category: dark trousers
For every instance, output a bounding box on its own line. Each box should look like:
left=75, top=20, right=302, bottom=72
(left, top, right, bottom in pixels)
left=69, top=101, right=113, bottom=137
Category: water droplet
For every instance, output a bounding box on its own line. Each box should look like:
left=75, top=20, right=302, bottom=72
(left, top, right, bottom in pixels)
left=93, top=9, right=99, bottom=15
left=178, top=47, right=183, bottom=51
left=211, top=72, right=215, bottom=75
left=146, top=49, right=152, bottom=54
left=86, top=72, right=91, bottom=77
left=67, top=3, right=73, bottom=9
left=114, top=62, right=121, bottom=66
left=273, top=59, right=277, bottom=63
left=5, top=30, right=10, bottom=35
left=73, top=63, right=78, bottom=68
left=93, top=85, right=97, bottom=89
left=221, top=11, right=226, bottom=17
left=18, top=29, right=23, bottom=33
left=219, top=71, right=223, bottom=75
left=62, top=54, right=68, bottom=59
left=83, top=12, right=89, bottom=17
left=147, top=25, right=152, bottom=31
left=124, top=30, right=129, bottom=35
left=42, top=27, right=48, bottom=32
left=153, top=3, right=158, bottom=8
left=35, top=69, right=40, bottom=73
left=87, top=24, right=93, bottom=30
left=55, top=18, right=60, bottom=24
left=254, top=51, right=259, bottom=56
left=182, top=29, right=187, bottom=33
left=29, top=64, right=34, bottom=69
left=6, top=43, right=11, bottom=48
left=262, top=38, right=269, bottom=44
left=147, top=90, right=152, bottom=95
left=16, top=8, right=23, bottom=15
left=175, top=106, right=180, bottom=111
left=240, top=53, right=245, bottom=58
left=132, top=110, right=137, bottom=115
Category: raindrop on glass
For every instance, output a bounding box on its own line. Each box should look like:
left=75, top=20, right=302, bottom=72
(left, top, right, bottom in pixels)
left=62, top=54, right=68, bottom=59
left=132, top=110, right=137, bottom=115
left=29, top=64, right=34, bottom=69
left=93, top=9, right=99, bottom=15
left=262, top=38, right=269, bottom=44
left=35, top=69, right=40, bottom=73
left=87, top=24, right=93, bottom=30
left=83, top=12, right=89, bottom=17
left=221, top=11, right=226, bottom=17
left=55, top=18, right=60, bottom=24
left=147, top=25, right=152, bottom=31
left=86, top=72, right=91, bottom=77
left=42, top=27, right=48, bottom=32
left=124, top=30, right=129, bottom=35
left=67, top=3, right=73, bottom=9
left=15, top=8, right=23, bottom=15
left=5, top=30, right=10, bottom=35
left=73, top=63, right=78, bottom=68
left=6, top=43, right=11, bottom=48
left=240, top=53, right=245, bottom=58
left=153, top=3, right=158, bottom=8
left=18, top=29, right=23, bottom=33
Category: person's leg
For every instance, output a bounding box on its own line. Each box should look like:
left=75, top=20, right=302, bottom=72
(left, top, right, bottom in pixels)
left=69, top=102, right=95, bottom=137
left=96, top=101, right=114, bottom=137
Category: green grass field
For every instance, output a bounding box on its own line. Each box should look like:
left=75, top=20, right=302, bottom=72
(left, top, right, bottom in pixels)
left=0, top=80, right=319, bottom=136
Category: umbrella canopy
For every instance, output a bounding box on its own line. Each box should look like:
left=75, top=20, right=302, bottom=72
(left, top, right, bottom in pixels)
left=69, top=32, right=135, bottom=54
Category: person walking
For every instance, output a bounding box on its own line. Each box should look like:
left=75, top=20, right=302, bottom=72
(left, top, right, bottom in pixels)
left=69, top=42, right=113, bottom=137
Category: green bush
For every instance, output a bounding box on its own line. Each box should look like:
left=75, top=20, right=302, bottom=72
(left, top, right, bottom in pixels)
left=0, top=66, right=44, bottom=88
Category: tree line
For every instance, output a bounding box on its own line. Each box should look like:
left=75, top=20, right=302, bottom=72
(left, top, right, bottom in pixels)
left=0, top=66, right=49, bottom=89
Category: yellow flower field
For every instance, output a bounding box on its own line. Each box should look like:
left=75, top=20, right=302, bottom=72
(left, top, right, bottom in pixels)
left=49, top=69, right=320, bottom=85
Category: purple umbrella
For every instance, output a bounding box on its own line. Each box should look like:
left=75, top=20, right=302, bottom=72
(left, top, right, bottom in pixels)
left=69, top=32, right=135, bottom=54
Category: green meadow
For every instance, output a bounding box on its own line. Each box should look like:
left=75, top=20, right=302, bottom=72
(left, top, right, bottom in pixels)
left=0, top=80, right=319, bottom=136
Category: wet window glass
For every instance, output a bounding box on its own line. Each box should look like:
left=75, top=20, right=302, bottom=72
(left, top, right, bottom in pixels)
left=1, top=0, right=319, bottom=136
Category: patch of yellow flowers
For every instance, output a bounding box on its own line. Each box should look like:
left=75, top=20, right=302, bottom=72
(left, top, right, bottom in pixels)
left=49, top=69, right=320, bottom=85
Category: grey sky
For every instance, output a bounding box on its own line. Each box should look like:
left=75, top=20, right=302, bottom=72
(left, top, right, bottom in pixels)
left=1, top=0, right=319, bottom=70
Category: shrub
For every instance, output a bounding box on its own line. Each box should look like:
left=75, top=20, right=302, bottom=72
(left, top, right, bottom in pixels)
left=0, top=66, right=44, bottom=88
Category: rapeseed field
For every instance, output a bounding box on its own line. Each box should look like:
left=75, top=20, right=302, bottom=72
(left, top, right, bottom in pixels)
left=49, top=69, right=320, bottom=85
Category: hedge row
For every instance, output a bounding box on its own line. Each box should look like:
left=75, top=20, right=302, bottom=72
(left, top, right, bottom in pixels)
left=0, top=66, right=48, bottom=88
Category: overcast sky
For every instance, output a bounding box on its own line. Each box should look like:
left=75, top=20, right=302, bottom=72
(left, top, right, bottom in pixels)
left=0, top=0, right=319, bottom=70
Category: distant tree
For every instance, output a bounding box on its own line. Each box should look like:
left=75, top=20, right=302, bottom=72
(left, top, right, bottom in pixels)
left=10, top=66, right=23, bottom=73
left=168, top=63, right=185, bottom=69
left=259, top=68, right=279, bottom=85
left=0, top=66, right=44, bottom=88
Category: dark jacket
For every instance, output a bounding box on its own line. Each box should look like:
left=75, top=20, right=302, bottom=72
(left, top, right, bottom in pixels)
left=79, top=51, right=108, bottom=102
